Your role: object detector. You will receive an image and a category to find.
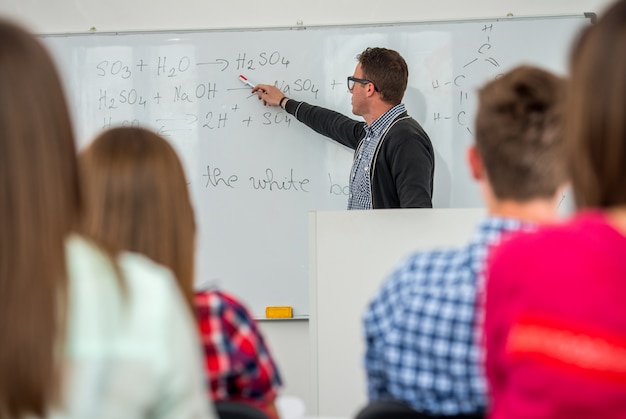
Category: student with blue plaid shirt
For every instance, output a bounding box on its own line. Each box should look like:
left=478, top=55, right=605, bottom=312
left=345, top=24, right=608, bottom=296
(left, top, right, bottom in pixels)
left=252, top=47, right=434, bottom=210
left=358, top=65, right=568, bottom=419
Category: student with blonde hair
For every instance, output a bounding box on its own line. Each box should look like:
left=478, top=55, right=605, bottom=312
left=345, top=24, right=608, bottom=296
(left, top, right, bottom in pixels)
left=0, top=18, right=214, bottom=419
left=79, top=127, right=283, bottom=419
left=484, top=1, right=626, bottom=417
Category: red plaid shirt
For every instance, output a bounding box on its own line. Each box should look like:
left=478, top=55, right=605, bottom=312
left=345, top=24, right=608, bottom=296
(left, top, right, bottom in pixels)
left=194, top=290, right=282, bottom=410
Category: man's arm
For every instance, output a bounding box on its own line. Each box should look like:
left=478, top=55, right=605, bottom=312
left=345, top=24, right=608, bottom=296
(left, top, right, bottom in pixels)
left=284, top=100, right=364, bottom=150
left=252, top=84, right=365, bottom=150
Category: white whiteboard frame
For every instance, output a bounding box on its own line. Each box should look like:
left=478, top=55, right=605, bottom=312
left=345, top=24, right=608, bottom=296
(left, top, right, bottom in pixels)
left=40, top=13, right=590, bottom=319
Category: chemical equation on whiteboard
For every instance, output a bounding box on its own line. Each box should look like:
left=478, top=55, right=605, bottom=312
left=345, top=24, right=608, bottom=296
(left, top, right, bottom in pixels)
left=96, top=79, right=319, bottom=108
left=101, top=110, right=293, bottom=134
left=95, top=51, right=291, bottom=80
left=92, top=51, right=323, bottom=133
left=431, top=23, right=504, bottom=137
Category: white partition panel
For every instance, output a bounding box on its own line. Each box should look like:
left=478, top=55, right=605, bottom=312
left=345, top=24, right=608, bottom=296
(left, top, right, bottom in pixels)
left=309, top=208, right=485, bottom=416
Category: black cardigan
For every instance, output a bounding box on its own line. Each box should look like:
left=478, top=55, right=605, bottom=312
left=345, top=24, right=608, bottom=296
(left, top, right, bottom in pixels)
left=284, top=100, right=434, bottom=209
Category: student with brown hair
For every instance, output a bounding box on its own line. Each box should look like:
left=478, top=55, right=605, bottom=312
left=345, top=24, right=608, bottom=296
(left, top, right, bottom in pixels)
left=79, top=127, right=197, bottom=309
left=79, top=127, right=283, bottom=419
left=358, top=65, right=567, bottom=419
left=484, top=1, right=626, bottom=418
left=0, top=18, right=214, bottom=419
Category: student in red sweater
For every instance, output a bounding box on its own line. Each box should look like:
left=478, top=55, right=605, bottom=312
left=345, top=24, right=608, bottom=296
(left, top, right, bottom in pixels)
left=484, top=2, right=626, bottom=418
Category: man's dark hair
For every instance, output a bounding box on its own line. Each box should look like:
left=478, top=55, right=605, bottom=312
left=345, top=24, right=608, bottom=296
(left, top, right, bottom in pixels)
left=358, top=47, right=408, bottom=105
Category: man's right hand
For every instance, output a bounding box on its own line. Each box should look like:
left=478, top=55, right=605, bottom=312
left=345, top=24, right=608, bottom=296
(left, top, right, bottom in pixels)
left=252, top=84, right=285, bottom=107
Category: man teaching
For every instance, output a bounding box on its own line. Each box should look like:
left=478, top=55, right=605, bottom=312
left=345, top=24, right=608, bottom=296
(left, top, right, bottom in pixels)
left=252, top=47, right=434, bottom=210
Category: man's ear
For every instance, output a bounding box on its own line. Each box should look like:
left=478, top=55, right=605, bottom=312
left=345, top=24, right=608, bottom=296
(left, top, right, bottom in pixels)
left=366, top=84, right=377, bottom=97
left=467, top=145, right=484, bottom=181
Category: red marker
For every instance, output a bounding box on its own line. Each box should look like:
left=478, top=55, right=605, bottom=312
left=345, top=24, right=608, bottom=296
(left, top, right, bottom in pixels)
left=238, top=74, right=255, bottom=88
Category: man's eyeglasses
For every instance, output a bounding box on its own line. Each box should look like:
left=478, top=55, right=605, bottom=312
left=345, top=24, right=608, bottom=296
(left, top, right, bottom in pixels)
left=347, top=76, right=379, bottom=92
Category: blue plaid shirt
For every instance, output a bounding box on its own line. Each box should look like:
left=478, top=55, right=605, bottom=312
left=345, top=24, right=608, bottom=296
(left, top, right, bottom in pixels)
left=363, top=217, right=526, bottom=415
left=348, top=104, right=406, bottom=210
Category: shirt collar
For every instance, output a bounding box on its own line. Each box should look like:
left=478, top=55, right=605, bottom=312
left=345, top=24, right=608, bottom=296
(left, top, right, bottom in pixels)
left=364, top=103, right=406, bottom=138
left=470, top=216, right=532, bottom=246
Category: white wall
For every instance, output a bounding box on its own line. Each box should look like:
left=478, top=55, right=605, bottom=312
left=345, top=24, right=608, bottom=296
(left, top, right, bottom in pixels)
left=0, top=0, right=615, bottom=34
left=258, top=320, right=313, bottom=413
left=0, top=0, right=615, bottom=416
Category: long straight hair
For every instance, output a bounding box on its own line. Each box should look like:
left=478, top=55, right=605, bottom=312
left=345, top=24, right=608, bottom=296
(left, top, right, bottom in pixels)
left=0, top=20, right=79, bottom=417
left=566, top=0, right=626, bottom=209
left=79, top=127, right=197, bottom=310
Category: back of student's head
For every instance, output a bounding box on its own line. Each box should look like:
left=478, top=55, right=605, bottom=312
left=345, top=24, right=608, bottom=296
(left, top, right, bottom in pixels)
left=0, top=19, right=78, bottom=417
left=79, top=127, right=196, bottom=307
left=567, top=0, right=626, bottom=209
left=474, top=65, right=567, bottom=202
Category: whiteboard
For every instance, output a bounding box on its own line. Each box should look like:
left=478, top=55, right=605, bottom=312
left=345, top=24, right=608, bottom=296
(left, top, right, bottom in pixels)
left=41, top=15, right=589, bottom=317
